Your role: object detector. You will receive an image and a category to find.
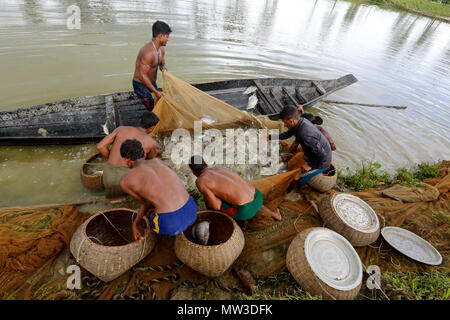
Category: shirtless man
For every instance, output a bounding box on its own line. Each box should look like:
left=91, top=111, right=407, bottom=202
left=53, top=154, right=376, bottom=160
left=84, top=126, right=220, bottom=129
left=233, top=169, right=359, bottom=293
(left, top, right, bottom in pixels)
left=97, top=112, right=161, bottom=167
left=133, top=20, right=171, bottom=111
left=119, top=140, right=197, bottom=239
left=189, top=156, right=281, bottom=221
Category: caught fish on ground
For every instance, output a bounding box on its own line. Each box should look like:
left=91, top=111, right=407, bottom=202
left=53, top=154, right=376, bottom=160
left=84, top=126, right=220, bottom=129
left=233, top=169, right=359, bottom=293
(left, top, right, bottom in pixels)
left=191, top=220, right=210, bottom=245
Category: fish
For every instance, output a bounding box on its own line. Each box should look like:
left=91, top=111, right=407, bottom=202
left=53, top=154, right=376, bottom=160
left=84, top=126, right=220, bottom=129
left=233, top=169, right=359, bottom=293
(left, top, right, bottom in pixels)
left=37, top=128, right=48, bottom=136
left=246, top=93, right=258, bottom=110
left=243, top=86, right=257, bottom=95
left=200, top=115, right=217, bottom=125
left=102, top=120, right=109, bottom=135
left=191, top=221, right=210, bottom=245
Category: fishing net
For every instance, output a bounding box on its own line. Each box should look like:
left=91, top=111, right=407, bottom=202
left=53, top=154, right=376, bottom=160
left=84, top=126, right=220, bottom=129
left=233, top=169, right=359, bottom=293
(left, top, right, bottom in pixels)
left=1, top=161, right=449, bottom=300
left=150, top=71, right=283, bottom=137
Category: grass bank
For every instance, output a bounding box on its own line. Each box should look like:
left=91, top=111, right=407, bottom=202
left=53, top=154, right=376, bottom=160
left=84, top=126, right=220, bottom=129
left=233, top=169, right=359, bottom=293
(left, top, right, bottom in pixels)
left=349, top=0, right=450, bottom=21
left=337, top=161, right=440, bottom=192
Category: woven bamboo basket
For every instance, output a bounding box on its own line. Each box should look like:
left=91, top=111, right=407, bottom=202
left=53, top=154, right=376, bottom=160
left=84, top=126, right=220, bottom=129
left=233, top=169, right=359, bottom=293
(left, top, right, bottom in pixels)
left=174, top=210, right=245, bottom=278
left=80, top=153, right=105, bottom=190
left=286, top=227, right=362, bottom=300
left=307, top=163, right=337, bottom=192
left=318, top=193, right=380, bottom=246
left=70, top=208, right=156, bottom=282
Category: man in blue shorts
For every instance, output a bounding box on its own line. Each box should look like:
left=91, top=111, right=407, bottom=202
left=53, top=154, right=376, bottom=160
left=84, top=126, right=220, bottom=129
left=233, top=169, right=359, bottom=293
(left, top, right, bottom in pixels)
left=119, top=139, right=197, bottom=239
left=132, top=21, right=171, bottom=111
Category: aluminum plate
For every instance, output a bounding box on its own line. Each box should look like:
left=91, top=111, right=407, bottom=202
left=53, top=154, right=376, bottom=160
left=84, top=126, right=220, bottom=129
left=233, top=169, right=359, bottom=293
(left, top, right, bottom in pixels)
left=304, top=228, right=363, bottom=291
left=333, top=193, right=379, bottom=233
left=381, top=227, right=442, bottom=265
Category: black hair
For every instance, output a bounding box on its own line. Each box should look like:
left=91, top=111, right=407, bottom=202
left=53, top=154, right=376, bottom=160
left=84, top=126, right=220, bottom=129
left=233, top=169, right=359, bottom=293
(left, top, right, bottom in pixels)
left=189, top=155, right=207, bottom=174
left=120, top=139, right=145, bottom=161
left=302, top=113, right=323, bottom=125
left=279, top=106, right=300, bottom=121
left=152, top=21, right=172, bottom=38
left=140, top=112, right=160, bottom=129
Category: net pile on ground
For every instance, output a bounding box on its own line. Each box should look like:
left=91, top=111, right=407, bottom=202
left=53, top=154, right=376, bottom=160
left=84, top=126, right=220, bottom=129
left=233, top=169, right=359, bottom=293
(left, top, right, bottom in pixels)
left=0, top=205, right=90, bottom=299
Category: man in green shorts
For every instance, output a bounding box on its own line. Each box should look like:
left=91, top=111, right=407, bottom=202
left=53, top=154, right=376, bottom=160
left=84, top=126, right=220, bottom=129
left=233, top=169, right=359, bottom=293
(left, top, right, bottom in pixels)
left=188, top=156, right=281, bottom=221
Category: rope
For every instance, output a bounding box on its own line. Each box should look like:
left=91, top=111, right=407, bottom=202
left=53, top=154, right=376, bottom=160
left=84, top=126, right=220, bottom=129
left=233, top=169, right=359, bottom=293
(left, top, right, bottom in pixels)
left=211, top=279, right=242, bottom=294
left=76, top=236, right=103, bottom=262
left=362, top=265, right=390, bottom=300
left=100, top=212, right=130, bottom=244
left=133, top=261, right=184, bottom=272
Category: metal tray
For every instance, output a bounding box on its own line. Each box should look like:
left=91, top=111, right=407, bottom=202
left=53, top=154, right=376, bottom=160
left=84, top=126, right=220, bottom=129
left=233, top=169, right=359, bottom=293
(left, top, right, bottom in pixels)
left=381, top=227, right=442, bottom=265
left=304, top=228, right=363, bottom=291
left=333, top=193, right=379, bottom=233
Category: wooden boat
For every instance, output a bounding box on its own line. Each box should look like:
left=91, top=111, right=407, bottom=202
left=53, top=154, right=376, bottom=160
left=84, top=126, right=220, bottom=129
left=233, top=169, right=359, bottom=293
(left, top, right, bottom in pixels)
left=0, top=74, right=357, bottom=145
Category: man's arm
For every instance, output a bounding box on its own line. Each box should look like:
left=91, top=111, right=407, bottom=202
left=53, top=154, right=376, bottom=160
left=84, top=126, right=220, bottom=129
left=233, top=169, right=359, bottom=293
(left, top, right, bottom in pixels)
left=269, top=127, right=295, bottom=141
left=317, top=125, right=336, bottom=151
left=119, top=177, right=151, bottom=240
left=197, top=182, right=222, bottom=210
left=97, top=129, right=119, bottom=159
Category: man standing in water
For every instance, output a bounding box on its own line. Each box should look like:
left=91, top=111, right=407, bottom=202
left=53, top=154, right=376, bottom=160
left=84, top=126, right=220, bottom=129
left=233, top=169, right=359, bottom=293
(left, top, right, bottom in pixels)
left=133, top=20, right=171, bottom=111
left=189, top=156, right=281, bottom=222
left=119, top=140, right=197, bottom=239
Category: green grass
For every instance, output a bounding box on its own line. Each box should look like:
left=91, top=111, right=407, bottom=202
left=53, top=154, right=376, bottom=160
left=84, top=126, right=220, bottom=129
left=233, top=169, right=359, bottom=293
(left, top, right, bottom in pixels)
left=241, top=272, right=323, bottom=300
left=364, top=272, right=450, bottom=300
left=389, top=0, right=450, bottom=18
left=339, top=161, right=441, bottom=192
left=344, top=0, right=450, bottom=19
left=339, top=162, right=390, bottom=191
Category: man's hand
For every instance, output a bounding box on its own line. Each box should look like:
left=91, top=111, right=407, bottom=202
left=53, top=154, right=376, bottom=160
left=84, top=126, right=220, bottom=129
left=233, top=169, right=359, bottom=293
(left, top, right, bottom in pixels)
left=154, top=91, right=163, bottom=100
left=296, top=104, right=304, bottom=115
left=132, top=221, right=144, bottom=241
left=160, top=66, right=167, bottom=72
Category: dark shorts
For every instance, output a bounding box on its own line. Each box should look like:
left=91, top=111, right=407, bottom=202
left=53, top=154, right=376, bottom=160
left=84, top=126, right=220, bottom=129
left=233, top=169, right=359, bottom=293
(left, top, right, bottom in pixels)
left=132, top=80, right=161, bottom=111
left=149, top=197, right=197, bottom=236
left=220, top=188, right=263, bottom=221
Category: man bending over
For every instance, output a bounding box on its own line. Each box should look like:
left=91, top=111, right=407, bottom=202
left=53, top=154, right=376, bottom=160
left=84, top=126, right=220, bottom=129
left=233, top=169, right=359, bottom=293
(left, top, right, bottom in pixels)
left=119, top=140, right=197, bottom=239
left=189, top=156, right=281, bottom=222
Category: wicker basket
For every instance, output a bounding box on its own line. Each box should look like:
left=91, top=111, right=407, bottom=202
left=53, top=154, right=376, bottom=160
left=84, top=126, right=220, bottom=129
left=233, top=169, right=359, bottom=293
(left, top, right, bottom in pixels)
left=70, top=208, right=156, bottom=282
left=307, top=163, right=337, bottom=192
left=286, top=227, right=362, bottom=300
left=318, top=193, right=380, bottom=246
left=174, top=210, right=245, bottom=278
left=80, top=153, right=105, bottom=190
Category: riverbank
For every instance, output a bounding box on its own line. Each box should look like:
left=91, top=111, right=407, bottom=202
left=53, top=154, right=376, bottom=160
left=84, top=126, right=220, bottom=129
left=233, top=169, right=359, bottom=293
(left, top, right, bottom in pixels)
left=349, top=0, right=450, bottom=22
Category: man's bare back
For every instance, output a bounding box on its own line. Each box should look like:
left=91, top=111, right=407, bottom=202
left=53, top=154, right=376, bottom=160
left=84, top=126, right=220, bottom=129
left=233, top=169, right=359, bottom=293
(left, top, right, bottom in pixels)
left=120, top=158, right=189, bottom=214
left=97, top=126, right=158, bottom=167
left=196, top=167, right=255, bottom=206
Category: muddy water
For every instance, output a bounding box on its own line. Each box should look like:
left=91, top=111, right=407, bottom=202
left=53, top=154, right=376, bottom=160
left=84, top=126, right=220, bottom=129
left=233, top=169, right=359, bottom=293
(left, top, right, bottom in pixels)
left=0, top=0, right=449, bottom=207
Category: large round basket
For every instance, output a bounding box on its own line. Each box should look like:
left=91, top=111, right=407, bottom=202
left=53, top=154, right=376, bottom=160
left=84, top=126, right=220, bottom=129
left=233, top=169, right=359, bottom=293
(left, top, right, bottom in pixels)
left=70, top=208, right=156, bottom=282
left=286, top=227, right=362, bottom=300
left=307, top=163, right=337, bottom=192
left=80, top=153, right=105, bottom=190
left=318, top=193, right=380, bottom=246
left=174, top=211, right=245, bottom=278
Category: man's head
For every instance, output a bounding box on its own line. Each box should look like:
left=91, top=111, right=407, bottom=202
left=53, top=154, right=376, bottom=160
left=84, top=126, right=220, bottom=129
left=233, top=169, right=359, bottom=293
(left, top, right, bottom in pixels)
left=120, top=139, right=145, bottom=168
left=152, top=20, right=171, bottom=46
left=188, top=155, right=208, bottom=176
left=140, top=111, right=160, bottom=133
left=302, top=113, right=323, bottom=125
left=280, top=106, right=300, bottom=128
